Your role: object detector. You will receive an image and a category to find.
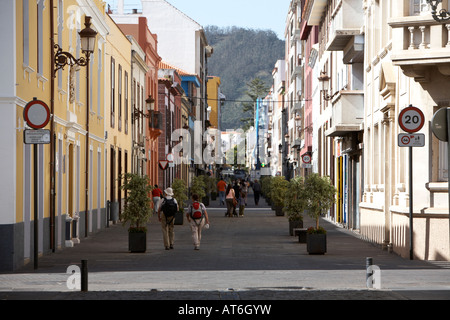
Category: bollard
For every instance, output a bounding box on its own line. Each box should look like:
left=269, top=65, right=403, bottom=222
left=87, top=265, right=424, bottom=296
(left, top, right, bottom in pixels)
left=366, top=257, right=373, bottom=288
left=81, top=260, right=88, bottom=292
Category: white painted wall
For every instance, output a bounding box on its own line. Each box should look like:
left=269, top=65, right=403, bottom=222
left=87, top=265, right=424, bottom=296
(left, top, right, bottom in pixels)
left=0, top=0, right=17, bottom=225
left=141, top=0, right=203, bottom=76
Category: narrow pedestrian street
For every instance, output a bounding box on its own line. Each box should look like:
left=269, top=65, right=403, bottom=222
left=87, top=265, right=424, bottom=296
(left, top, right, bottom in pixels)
left=1, top=192, right=450, bottom=301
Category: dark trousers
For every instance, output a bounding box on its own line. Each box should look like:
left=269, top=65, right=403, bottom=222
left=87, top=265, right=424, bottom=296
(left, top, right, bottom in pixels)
left=254, top=192, right=260, bottom=205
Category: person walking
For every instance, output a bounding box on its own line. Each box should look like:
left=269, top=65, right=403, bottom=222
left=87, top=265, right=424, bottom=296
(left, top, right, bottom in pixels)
left=232, top=180, right=241, bottom=217
left=152, top=185, right=163, bottom=215
left=225, top=184, right=236, bottom=217
left=252, top=179, right=261, bottom=205
left=158, top=187, right=178, bottom=250
left=239, top=180, right=248, bottom=217
left=217, top=177, right=227, bottom=205
left=186, top=194, right=210, bottom=250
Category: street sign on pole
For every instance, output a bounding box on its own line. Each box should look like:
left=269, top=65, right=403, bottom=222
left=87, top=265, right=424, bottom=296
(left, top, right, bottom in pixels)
left=431, top=107, right=448, bottom=142
left=23, top=98, right=50, bottom=130
left=398, top=134, right=425, bottom=148
left=159, top=160, right=169, bottom=170
left=301, top=153, right=312, bottom=168
left=398, top=105, right=425, bottom=133
left=398, top=105, right=425, bottom=260
left=24, top=129, right=51, bottom=145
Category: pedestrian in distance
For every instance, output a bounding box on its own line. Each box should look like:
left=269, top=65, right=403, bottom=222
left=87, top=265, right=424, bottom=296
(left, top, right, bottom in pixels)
left=239, top=180, right=248, bottom=217
left=217, top=177, right=227, bottom=206
left=252, top=179, right=261, bottom=206
left=186, top=194, right=210, bottom=250
left=152, top=185, right=163, bottom=215
left=225, top=184, right=236, bottom=217
left=158, top=187, right=178, bottom=250
left=232, top=180, right=240, bottom=217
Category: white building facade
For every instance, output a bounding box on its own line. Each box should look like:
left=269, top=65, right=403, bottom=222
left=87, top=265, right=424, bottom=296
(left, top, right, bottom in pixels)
left=361, top=0, right=450, bottom=260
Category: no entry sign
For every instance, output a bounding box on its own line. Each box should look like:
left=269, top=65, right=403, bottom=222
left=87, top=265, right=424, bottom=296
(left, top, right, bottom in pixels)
left=23, top=98, right=50, bottom=129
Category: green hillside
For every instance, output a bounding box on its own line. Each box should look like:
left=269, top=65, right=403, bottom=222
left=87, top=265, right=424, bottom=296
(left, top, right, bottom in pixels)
left=205, top=26, right=285, bottom=130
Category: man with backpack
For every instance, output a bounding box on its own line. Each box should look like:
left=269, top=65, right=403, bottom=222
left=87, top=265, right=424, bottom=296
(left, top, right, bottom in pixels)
left=186, top=194, right=210, bottom=250
left=158, top=187, right=178, bottom=250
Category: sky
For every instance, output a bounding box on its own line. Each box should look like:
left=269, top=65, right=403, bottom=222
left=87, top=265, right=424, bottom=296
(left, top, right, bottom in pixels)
left=105, top=0, right=291, bottom=40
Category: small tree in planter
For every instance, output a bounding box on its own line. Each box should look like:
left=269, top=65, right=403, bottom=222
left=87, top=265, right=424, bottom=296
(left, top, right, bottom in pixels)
left=304, top=173, right=336, bottom=254
left=270, top=176, right=289, bottom=216
left=201, top=174, right=216, bottom=206
left=284, top=176, right=306, bottom=235
left=260, top=176, right=273, bottom=204
left=120, top=173, right=153, bottom=253
left=190, top=175, right=206, bottom=200
left=172, top=178, right=188, bottom=225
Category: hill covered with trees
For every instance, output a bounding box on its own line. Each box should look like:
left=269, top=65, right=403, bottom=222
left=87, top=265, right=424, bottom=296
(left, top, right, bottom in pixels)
left=205, top=26, right=285, bottom=130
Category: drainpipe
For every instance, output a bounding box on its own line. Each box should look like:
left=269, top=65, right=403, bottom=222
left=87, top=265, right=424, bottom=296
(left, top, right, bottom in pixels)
left=49, top=0, right=56, bottom=252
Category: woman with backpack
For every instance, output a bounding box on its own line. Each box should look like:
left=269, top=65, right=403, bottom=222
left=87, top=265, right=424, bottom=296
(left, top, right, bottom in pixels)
left=158, top=187, right=178, bottom=250
left=186, top=194, right=210, bottom=250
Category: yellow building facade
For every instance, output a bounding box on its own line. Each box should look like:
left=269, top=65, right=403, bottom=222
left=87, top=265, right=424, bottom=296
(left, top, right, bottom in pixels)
left=0, top=0, right=111, bottom=271
left=206, top=76, right=222, bottom=130
left=105, top=14, right=133, bottom=221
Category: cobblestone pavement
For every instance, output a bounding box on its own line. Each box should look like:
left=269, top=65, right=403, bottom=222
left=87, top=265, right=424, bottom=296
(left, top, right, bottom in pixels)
left=1, top=194, right=450, bottom=302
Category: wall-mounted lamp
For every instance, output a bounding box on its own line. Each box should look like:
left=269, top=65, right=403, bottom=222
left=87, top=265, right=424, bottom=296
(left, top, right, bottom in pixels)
left=427, top=0, right=450, bottom=22
left=146, top=96, right=155, bottom=111
left=54, top=16, right=97, bottom=72
left=318, top=71, right=334, bottom=101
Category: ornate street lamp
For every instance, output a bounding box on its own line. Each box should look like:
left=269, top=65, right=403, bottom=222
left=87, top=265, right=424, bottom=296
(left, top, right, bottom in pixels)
left=54, top=16, right=97, bottom=72
left=427, top=0, right=450, bottom=22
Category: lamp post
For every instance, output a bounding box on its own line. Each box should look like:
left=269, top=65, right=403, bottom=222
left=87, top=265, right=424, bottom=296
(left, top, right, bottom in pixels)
left=427, top=0, right=450, bottom=22
left=318, top=71, right=336, bottom=101
left=54, top=16, right=97, bottom=238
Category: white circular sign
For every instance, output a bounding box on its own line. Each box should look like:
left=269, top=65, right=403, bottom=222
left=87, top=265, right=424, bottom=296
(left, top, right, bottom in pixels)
left=399, top=105, right=425, bottom=133
left=166, top=153, right=174, bottom=162
left=23, top=99, right=50, bottom=129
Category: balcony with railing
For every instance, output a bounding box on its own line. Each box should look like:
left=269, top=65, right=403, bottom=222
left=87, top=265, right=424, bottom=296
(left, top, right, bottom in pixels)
left=325, top=90, right=364, bottom=137
left=389, top=14, right=450, bottom=81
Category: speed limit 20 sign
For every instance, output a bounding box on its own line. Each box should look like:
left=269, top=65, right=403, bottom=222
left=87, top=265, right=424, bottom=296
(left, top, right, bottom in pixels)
left=398, top=105, right=425, bottom=133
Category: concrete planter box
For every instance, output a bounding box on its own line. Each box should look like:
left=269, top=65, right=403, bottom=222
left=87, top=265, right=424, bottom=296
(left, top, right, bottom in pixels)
left=307, top=233, right=327, bottom=255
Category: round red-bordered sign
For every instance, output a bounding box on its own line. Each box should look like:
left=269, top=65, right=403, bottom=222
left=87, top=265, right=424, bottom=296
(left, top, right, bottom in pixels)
left=398, top=105, right=425, bottom=133
left=23, top=99, right=50, bottom=129
left=302, top=154, right=311, bottom=164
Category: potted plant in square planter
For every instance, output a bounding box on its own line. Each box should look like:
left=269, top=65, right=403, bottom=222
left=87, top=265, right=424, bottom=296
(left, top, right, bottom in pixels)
left=172, top=178, right=188, bottom=225
left=190, top=176, right=206, bottom=202
left=270, top=176, right=289, bottom=216
left=304, top=173, right=336, bottom=255
left=120, top=173, right=153, bottom=253
left=285, top=176, right=305, bottom=236
left=306, top=226, right=327, bottom=254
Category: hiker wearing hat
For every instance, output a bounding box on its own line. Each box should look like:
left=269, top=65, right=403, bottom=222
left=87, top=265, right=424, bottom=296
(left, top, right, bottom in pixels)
left=158, top=187, right=178, bottom=250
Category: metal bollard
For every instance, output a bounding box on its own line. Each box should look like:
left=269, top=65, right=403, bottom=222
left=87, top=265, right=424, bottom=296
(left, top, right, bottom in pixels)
left=366, top=257, right=373, bottom=288
left=81, top=260, right=88, bottom=292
